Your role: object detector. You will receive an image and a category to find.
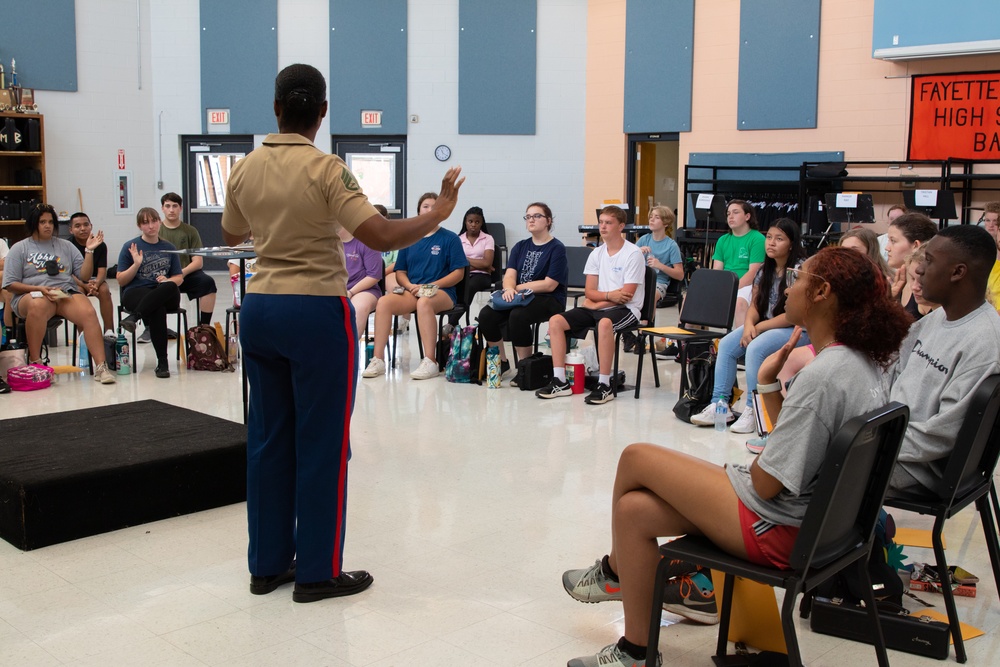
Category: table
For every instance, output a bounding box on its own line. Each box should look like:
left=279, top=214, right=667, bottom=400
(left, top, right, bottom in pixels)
left=167, top=245, right=255, bottom=423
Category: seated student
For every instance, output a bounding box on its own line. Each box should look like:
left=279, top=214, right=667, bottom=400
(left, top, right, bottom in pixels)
left=877, top=204, right=908, bottom=262
left=839, top=227, right=892, bottom=284
left=1, top=237, right=10, bottom=331
left=691, top=218, right=810, bottom=433
left=379, top=198, right=435, bottom=332
left=885, top=211, right=937, bottom=318
left=982, top=202, right=1000, bottom=312
left=337, top=224, right=383, bottom=339
left=67, top=212, right=115, bottom=336
left=712, top=200, right=765, bottom=327
left=139, top=192, right=217, bottom=343
left=478, top=202, right=568, bottom=376
left=448, top=206, right=495, bottom=327
left=535, top=205, right=644, bottom=405
left=625, top=206, right=683, bottom=353
left=560, top=248, right=910, bottom=667
left=362, top=203, right=468, bottom=381
left=888, top=225, right=1000, bottom=494
left=117, top=207, right=184, bottom=379
left=1, top=204, right=116, bottom=383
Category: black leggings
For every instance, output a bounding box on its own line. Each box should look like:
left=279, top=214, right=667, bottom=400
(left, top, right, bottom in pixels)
left=122, top=282, right=181, bottom=361
left=449, top=272, right=495, bottom=325
left=477, top=293, right=564, bottom=347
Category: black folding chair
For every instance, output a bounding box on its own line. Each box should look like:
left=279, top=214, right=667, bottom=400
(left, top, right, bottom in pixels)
left=648, top=402, right=910, bottom=667
left=563, top=246, right=591, bottom=306
left=884, top=374, right=1000, bottom=663
left=634, top=268, right=737, bottom=399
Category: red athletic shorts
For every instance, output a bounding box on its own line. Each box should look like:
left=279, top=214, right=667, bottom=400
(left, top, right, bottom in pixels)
left=738, top=500, right=799, bottom=570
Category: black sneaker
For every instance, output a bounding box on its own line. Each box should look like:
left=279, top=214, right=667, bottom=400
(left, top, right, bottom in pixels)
left=120, top=314, right=140, bottom=334
left=621, top=331, right=638, bottom=353
left=0, top=375, right=10, bottom=394
left=166, top=328, right=178, bottom=340
left=535, top=377, right=572, bottom=399
left=584, top=382, right=614, bottom=405
left=500, top=359, right=511, bottom=377
left=154, top=362, right=170, bottom=378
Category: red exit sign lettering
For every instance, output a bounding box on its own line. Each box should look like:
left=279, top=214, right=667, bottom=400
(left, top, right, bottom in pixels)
left=209, top=110, right=229, bottom=125
left=361, top=110, right=382, bottom=127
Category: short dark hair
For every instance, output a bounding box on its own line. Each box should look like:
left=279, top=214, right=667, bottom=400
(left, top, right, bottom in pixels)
left=69, top=212, right=90, bottom=223
left=161, top=192, right=182, bottom=206
left=274, top=63, right=326, bottom=133
left=937, top=224, right=996, bottom=284
left=26, top=203, right=57, bottom=234
left=459, top=206, right=489, bottom=236
left=599, top=205, right=627, bottom=225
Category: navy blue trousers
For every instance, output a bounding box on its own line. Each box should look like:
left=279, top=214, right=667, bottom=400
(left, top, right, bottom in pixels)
left=241, top=293, right=358, bottom=583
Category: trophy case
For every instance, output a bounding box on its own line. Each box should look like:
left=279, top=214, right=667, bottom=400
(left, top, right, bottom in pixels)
left=0, top=112, right=45, bottom=244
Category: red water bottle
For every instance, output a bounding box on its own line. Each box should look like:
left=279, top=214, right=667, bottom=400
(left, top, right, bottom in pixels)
left=566, top=352, right=586, bottom=394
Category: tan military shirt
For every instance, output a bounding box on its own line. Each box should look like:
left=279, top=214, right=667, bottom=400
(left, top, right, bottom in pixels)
left=222, top=133, right=378, bottom=296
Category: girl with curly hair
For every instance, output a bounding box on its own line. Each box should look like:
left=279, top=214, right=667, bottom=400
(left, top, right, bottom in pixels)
left=560, top=247, right=910, bottom=667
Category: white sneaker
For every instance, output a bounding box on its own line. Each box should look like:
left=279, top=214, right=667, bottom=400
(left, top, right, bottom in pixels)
left=94, top=362, right=117, bottom=384
left=730, top=404, right=756, bottom=434
left=362, top=357, right=386, bottom=378
left=690, top=403, right=718, bottom=427
left=104, top=329, right=116, bottom=340
left=411, top=357, right=440, bottom=380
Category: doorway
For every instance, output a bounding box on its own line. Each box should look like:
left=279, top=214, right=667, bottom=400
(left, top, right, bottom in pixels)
left=626, top=133, right=680, bottom=231
left=180, top=134, right=254, bottom=270
left=332, top=136, right=407, bottom=217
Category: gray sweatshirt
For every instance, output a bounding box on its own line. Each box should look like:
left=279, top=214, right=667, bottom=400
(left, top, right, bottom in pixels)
left=890, top=302, right=1000, bottom=491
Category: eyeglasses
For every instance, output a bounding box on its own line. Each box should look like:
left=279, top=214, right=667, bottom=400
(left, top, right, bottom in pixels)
left=787, top=267, right=827, bottom=283
left=523, top=213, right=547, bottom=221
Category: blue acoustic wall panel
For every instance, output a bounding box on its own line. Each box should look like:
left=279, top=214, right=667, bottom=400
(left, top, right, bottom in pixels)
left=200, top=0, right=278, bottom=134
left=329, top=0, right=407, bottom=135
left=737, top=0, right=821, bottom=130
left=459, top=0, right=536, bottom=135
left=624, top=0, right=694, bottom=133
left=0, top=0, right=77, bottom=91
left=873, top=0, right=999, bottom=56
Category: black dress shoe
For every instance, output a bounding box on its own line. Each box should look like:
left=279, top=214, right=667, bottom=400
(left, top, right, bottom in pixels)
left=293, top=570, right=373, bottom=603
left=154, top=362, right=170, bottom=378
left=249, top=561, right=296, bottom=595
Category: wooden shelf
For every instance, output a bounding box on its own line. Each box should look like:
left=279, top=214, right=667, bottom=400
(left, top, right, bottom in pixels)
left=0, top=113, right=45, bottom=244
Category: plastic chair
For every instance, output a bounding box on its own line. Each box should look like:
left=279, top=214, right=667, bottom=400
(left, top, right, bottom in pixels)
left=634, top=268, right=737, bottom=398
left=647, top=402, right=910, bottom=667
left=489, top=222, right=508, bottom=266
left=883, top=374, right=1000, bottom=663
left=564, top=246, right=591, bottom=306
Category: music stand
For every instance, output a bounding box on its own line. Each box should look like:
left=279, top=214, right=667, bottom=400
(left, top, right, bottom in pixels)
left=822, top=193, right=874, bottom=247
left=689, top=193, right=727, bottom=258
left=903, top=189, right=957, bottom=223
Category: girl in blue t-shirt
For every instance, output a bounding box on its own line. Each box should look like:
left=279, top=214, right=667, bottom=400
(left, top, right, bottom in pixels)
left=363, top=194, right=469, bottom=381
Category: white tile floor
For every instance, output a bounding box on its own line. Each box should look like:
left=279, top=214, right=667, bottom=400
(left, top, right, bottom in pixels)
left=1, top=278, right=998, bottom=665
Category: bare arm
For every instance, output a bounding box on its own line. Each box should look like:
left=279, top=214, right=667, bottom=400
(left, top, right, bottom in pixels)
left=353, top=167, right=465, bottom=251
left=749, top=459, right=785, bottom=499
left=467, top=247, right=494, bottom=271
left=739, top=262, right=763, bottom=289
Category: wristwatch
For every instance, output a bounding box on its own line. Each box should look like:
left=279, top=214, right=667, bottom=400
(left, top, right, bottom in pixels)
left=757, top=381, right=782, bottom=394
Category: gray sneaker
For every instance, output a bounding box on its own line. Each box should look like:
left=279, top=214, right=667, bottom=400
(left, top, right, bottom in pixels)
left=137, top=328, right=151, bottom=344
left=661, top=573, right=719, bottom=624
left=563, top=559, right=621, bottom=603
left=568, top=642, right=660, bottom=667
left=535, top=377, right=572, bottom=399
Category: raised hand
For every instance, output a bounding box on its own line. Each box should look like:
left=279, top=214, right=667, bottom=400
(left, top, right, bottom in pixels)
left=432, top=167, right=465, bottom=221
left=757, top=326, right=802, bottom=385
left=129, top=243, right=143, bottom=264
left=86, top=229, right=104, bottom=251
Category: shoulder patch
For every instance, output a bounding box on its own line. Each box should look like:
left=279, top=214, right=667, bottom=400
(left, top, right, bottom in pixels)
left=341, top=168, right=360, bottom=192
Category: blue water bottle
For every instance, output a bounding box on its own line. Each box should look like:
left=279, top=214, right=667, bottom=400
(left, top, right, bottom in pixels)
left=78, top=333, right=89, bottom=367
left=714, top=396, right=730, bottom=432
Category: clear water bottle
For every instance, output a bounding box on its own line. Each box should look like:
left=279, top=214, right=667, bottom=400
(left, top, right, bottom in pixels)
left=714, top=396, right=730, bottom=432
left=78, top=333, right=89, bottom=367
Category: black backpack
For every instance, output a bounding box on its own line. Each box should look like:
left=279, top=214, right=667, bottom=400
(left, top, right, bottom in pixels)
left=672, top=339, right=716, bottom=422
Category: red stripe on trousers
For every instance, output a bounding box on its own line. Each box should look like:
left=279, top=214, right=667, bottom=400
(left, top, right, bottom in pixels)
left=331, top=296, right=355, bottom=577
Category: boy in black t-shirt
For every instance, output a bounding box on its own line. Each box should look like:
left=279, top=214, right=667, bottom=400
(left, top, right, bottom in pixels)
left=69, top=212, right=115, bottom=335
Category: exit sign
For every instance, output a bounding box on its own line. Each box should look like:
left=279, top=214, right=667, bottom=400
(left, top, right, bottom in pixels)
left=206, top=108, right=231, bottom=134
left=361, top=110, right=382, bottom=128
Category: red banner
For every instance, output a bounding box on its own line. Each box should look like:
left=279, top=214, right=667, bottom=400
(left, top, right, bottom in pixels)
left=908, top=71, right=1000, bottom=161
